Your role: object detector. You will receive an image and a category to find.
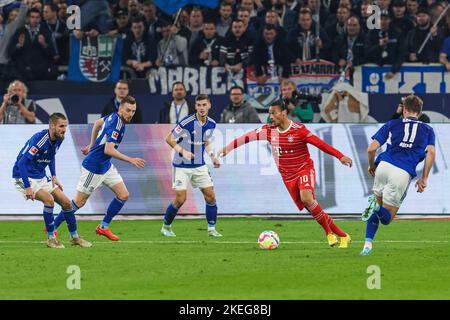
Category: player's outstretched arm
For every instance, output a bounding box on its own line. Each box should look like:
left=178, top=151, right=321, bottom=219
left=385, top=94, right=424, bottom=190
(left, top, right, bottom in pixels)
left=367, top=140, right=381, bottom=176
left=306, top=134, right=352, bottom=167
left=218, top=127, right=267, bottom=158
left=82, top=118, right=105, bottom=155
left=165, top=132, right=194, bottom=160
left=416, top=145, right=436, bottom=193
left=104, top=142, right=145, bottom=168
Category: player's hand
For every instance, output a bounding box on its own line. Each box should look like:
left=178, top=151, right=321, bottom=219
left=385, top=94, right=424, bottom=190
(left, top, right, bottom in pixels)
left=415, top=176, right=427, bottom=193
left=130, top=157, right=146, bottom=168
left=25, top=187, right=34, bottom=201
left=81, top=145, right=91, bottom=155
left=340, top=156, right=352, bottom=167
left=368, top=166, right=376, bottom=177
left=217, top=147, right=228, bottom=158
left=181, top=150, right=194, bottom=161
left=211, top=156, right=220, bottom=168
left=52, top=176, right=63, bottom=191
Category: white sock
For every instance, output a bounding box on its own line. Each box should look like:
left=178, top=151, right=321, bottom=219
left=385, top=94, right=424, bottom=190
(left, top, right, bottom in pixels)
left=208, top=226, right=216, bottom=231
left=364, top=241, right=373, bottom=249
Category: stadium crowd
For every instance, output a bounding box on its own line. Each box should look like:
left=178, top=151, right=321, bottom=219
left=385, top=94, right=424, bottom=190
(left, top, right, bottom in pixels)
left=1, top=0, right=450, bottom=83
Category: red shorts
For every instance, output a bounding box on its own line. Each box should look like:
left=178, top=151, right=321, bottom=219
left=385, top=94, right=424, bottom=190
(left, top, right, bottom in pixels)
left=283, top=168, right=316, bottom=211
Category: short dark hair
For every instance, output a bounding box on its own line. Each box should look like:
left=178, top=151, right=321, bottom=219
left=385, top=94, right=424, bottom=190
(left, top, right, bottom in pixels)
left=49, top=113, right=67, bottom=124
left=195, top=94, right=210, bottom=102
left=230, top=85, right=244, bottom=94
left=220, top=1, right=232, bottom=8
left=120, top=95, right=137, bottom=106
left=271, top=100, right=285, bottom=110
left=264, top=23, right=277, bottom=32
left=44, top=3, right=59, bottom=13
left=232, top=19, right=245, bottom=25
left=402, top=95, right=423, bottom=114
left=28, top=8, right=41, bottom=16
left=172, top=81, right=186, bottom=91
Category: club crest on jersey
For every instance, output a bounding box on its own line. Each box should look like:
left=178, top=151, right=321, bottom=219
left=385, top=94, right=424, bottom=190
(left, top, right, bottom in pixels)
left=112, top=131, right=119, bottom=140
left=29, top=146, right=38, bottom=155
left=288, top=135, right=294, bottom=142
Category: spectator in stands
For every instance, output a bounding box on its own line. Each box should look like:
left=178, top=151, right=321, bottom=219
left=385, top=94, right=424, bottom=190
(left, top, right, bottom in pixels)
left=429, top=2, right=447, bottom=29
left=112, top=0, right=128, bottom=16
left=159, top=81, right=195, bottom=124
left=305, top=0, right=330, bottom=28
left=185, top=7, right=205, bottom=49
left=286, top=0, right=302, bottom=14
left=439, top=33, right=450, bottom=70
left=216, top=1, right=233, bottom=37
left=220, top=19, right=254, bottom=74
left=286, top=8, right=331, bottom=63
left=325, top=5, right=351, bottom=40
left=258, top=9, right=287, bottom=40
left=101, top=80, right=143, bottom=123
left=237, top=7, right=258, bottom=41
left=30, top=0, right=42, bottom=12
left=359, top=0, right=373, bottom=34
left=392, top=98, right=430, bottom=122
left=143, top=0, right=166, bottom=43
left=219, top=85, right=260, bottom=123
left=57, top=1, right=68, bottom=22
left=251, top=24, right=290, bottom=83
left=41, top=3, right=69, bottom=65
left=9, top=8, right=57, bottom=81
left=240, top=0, right=265, bottom=22
left=0, top=80, right=36, bottom=124
left=123, top=17, right=157, bottom=78
left=406, top=0, right=420, bottom=19
left=189, top=21, right=222, bottom=66
left=378, top=0, right=392, bottom=12
left=128, top=0, right=141, bottom=19
left=0, top=0, right=28, bottom=82
left=270, top=0, right=297, bottom=30
left=365, top=10, right=405, bottom=79
left=333, top=16, right=366, bottom=68
left=109, top=9, right=131, bottom=37
left=391, top=0, right=415, bottom=36
left=279, top=79, right=314, bottom=123
left=407, top=6, right=443, bottom=63
left=156, top=23, right=189, bottom=66
left=73, top=0, right=111, bottom=38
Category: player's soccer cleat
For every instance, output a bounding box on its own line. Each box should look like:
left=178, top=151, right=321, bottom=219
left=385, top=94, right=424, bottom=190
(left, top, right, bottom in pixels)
left=161, top=226, right=176, bottom=237
left=362, top=195, right=380, bottom=221
left=208, top=229, right=223, bottom=237
left=95, top=225, right=120, bottom=241
left=47, top=237, right=65, bottom=249
left=70, top=237, right=93, bottom=248
left=360, top=247, right=372, bottom=256
left=44, top=228, right=59, bottom=238
left=338, top=233, right=352, bottom=249
left=327, top=233, right=338, bottom=247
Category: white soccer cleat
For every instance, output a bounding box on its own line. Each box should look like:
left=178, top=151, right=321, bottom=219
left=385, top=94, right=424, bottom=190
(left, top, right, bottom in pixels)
left=161, top=226, right=176, bottom=237
left=208, top=229, right=223, bottom=237
left=362, top=195, right=380, bottom=221
left=360, top=247, right=372, bottom=256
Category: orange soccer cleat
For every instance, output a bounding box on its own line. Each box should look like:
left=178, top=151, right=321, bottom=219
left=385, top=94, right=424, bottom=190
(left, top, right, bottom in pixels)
left=95, top=225, right=120, bottom=241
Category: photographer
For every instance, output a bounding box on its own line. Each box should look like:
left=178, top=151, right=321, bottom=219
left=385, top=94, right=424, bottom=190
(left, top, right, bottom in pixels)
left=270, top=79, right=315, bottom=123
left=0, top=80, right=36, bottom=124
left=392, top=98, right=430, bottom=123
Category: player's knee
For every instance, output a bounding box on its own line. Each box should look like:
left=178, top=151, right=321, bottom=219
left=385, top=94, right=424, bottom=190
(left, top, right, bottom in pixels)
left=301, top=195, right=314, bottom=207
left=205, top=194, right=216, bottom=205
left=174, top=195, right=186, bottom=207
left=61, top=199, right=72, bottom=211
left=118, top=191, right=129, bottom=202
left=43, top=196, right=55, bottom=207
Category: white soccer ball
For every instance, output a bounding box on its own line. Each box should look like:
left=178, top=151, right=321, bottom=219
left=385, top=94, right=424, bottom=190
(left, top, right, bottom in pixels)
left=258, top=230, right=280, bottom=250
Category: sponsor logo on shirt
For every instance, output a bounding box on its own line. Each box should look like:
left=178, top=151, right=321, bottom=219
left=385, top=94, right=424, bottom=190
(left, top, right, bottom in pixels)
left=175, top=126, right=182, bottom=134
left=112, top=131, right=119, bottom=140
left=29, top=146, right=38, bottom=156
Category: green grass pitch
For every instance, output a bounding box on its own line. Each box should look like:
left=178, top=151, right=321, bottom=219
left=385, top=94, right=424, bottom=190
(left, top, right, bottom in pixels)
left=0, top=218, right=449, bottom=299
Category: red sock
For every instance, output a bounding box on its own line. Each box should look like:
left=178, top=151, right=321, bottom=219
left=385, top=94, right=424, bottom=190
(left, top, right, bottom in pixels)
left=325, top=215, right=347, bottom=237
left=306, top=201, right=332, bottom=235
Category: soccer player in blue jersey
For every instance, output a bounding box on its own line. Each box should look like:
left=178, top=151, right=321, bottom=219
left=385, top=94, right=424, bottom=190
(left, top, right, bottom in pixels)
left=53, top=96, right=145, bottom=241
left=12, top=113, right=92, bottom=249
left=162, top=94, right=222, bottom=237
left=361, top=95, right=436, bottom=255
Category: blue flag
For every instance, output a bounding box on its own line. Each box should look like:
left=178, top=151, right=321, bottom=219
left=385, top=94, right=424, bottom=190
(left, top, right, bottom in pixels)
left=154, top=0, right=219, bottom=15
left=68, top=35, right=123, bottom=83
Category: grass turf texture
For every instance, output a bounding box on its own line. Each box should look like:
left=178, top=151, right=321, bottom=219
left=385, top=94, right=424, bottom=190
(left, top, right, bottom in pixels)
left=0, top=218, right=449, bottom=299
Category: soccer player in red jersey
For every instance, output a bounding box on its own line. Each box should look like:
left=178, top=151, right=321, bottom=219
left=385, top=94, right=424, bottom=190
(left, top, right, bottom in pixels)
left=219, top=100, right=353, bottom=247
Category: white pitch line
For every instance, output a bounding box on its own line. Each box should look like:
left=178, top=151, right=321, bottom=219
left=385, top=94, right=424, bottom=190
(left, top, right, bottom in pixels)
left=0, top=240, right=448, bottom=244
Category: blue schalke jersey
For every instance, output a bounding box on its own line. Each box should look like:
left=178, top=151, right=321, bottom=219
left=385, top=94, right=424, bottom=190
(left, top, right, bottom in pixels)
left=372, top=117, right=435, bottom=178
left=12, top=130, right=63, bottom=182
left=171, top=113, right=216, bottom=168
left=83, top=112, right=125, bottom=174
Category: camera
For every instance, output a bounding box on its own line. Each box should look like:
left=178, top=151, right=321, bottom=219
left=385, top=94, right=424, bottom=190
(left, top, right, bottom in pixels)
left=9, top=94, right=20, bottom=104
left=281, top=90, right=322, bottom=110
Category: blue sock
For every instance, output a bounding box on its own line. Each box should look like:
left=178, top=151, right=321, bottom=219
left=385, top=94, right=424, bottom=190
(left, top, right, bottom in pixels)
left=206, top=202, right=217, bottom=228
left=365, top=212, right=380, bottom=242
left=62, top=201, right=79, bottom=238
left=163, top=203, right=179, bottom=226
left=376, top=206, right=392, bottom=225
left=101, top=197, right=126, bottom=228
left=54, top=200, right=79, bottom=230
left=43, top=205, right=55, bottom=238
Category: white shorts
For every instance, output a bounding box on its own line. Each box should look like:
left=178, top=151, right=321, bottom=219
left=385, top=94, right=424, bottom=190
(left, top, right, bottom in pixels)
left=12, top=176, right=57, bottom=198
left=76, top=164, right=123, bottom=195
left=172, top=165, right=214, bottom=190
left=373, top=161, right=411, bottom=208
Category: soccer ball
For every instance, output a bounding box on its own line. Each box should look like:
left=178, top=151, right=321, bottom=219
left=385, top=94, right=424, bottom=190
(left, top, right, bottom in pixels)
left=258, top=231, right=280, bottom=250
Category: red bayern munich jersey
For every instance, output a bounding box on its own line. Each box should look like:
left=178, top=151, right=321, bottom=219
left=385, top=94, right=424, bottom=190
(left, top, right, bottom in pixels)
left=225, top=121, right=344, bottom=182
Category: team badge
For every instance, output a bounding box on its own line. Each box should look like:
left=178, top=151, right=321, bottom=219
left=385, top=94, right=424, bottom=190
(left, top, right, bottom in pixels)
left=29, top=146, right=38, bottom=155
left=288, top=135, right=294, bottom=142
